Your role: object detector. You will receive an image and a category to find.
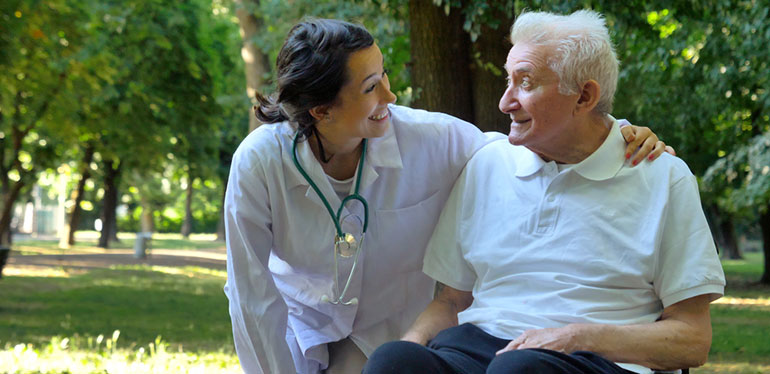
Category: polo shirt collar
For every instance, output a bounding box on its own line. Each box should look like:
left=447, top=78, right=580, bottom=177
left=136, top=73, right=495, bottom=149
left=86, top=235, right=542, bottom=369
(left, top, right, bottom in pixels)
left=513, top=145, right=548, bottom=178
left=514, top=116, right=624, bottom=181
left=572, top=117, right=625, bottom=181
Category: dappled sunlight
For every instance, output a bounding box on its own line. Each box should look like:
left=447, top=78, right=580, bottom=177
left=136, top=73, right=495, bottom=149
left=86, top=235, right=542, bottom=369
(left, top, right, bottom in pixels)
left=1, top=266, right=78, bottom=278
left=76, top=231, right=220, bottom=242
left=694, top=361, right=770, bottom=373
left=109, top=264, right=227, bottom=279
left=714, top=296, right=770, bottom=307
left=0, top=333, right=240, bottom=374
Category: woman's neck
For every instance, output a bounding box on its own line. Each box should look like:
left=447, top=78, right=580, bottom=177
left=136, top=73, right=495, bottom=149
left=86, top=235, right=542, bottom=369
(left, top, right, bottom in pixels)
left=309, top=130, right=363, bottom=180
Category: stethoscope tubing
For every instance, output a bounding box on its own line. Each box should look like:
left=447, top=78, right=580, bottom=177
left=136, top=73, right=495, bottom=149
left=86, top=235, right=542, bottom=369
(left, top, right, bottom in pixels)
left=292, top=134, right=369, bottom=236
left=292, top=132, right=369, bottom=305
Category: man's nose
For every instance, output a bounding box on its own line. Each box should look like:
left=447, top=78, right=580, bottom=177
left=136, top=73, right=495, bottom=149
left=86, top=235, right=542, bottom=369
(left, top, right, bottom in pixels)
left=498, top=86, right=520, bottom=114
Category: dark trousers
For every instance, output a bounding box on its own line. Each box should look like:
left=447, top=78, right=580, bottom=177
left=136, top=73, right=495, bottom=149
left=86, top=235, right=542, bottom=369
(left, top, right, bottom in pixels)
left=363, top=323, right=636, bottom=374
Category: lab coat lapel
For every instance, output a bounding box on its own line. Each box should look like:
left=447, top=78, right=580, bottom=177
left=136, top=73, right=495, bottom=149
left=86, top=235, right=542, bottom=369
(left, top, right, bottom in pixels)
left=285, top=135, right=343, bottom=211
left=283, top=121, right=404, bottom=218
left=358, top=119, right=402, bottom=193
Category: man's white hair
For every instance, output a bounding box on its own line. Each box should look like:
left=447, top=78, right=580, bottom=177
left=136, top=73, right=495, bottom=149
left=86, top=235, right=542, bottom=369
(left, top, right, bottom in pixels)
left=510, top=10, right=619, bottom=113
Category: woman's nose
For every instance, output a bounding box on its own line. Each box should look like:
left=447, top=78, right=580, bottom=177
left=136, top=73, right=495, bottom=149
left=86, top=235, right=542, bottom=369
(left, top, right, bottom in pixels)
left=381, top=78, right=397, bottom=104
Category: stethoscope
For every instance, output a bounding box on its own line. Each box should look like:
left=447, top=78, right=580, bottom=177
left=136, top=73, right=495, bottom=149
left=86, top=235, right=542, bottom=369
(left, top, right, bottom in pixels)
left=292, top=132, right=369, bottom=306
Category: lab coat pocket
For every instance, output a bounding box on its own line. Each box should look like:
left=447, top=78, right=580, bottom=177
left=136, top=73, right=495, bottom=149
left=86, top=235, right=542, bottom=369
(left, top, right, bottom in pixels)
left=373, top=190, right=444, bottom=273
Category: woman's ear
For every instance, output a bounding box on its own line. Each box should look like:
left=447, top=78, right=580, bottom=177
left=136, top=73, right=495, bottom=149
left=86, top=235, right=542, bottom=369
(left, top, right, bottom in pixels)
left=309, top=105, right=331, bottom=122
left=575, top=79, right=601, bottom=114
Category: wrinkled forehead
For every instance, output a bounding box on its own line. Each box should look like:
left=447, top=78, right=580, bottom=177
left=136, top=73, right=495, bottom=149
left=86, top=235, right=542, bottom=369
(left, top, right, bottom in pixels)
left=504, top=42, right=554, bottom=73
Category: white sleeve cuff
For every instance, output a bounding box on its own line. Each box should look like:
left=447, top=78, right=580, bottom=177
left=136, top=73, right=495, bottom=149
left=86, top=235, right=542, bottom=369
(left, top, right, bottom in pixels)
left=660, top=283, right=725, bottom=308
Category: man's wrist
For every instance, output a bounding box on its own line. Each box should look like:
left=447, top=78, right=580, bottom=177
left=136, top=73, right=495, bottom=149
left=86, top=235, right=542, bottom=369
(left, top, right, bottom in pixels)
left=569, top=323, right=609, bottom=353
left=401, top=329, right=430, bottom=345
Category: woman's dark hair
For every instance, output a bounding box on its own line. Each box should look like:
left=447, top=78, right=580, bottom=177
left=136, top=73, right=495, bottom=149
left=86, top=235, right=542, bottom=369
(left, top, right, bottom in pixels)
left=255, top=19, right=375, bottom=139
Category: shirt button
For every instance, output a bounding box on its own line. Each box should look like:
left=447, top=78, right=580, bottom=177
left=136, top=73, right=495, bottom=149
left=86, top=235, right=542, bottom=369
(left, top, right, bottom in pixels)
left=546, top=196, right=555, bottom=203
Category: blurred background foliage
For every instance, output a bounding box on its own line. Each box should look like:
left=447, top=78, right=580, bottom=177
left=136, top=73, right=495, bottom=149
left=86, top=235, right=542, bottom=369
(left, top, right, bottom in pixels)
left=1, top=0, right=769, bottom=281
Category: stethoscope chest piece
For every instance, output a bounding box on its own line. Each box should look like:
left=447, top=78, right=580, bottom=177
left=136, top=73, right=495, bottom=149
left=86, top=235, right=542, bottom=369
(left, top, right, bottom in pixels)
left=335, top=233, right=357, bottom=258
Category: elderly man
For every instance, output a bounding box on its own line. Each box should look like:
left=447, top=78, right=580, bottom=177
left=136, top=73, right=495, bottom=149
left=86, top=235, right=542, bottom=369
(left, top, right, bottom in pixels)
left=362, top=9, right=725, bottom=374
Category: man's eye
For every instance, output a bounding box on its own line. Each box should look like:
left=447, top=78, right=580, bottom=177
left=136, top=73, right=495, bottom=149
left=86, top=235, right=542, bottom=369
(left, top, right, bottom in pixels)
left=521, top=78, right=532, bottom=88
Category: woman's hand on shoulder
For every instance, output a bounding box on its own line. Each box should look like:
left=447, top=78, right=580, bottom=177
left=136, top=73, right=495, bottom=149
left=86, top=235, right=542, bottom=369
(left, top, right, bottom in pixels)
left=619, top=119, right=676, bottom=166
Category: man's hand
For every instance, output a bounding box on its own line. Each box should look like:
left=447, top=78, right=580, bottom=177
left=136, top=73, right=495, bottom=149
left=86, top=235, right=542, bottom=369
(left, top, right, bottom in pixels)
left=495, top=324, right=589, bottom=355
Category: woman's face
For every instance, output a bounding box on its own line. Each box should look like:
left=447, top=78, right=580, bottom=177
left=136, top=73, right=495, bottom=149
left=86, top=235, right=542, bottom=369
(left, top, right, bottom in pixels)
left=321, top=44, right=397, bottom=142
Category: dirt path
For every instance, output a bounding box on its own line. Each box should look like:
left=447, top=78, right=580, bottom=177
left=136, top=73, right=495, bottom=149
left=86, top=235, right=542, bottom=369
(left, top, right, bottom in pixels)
left=5, top=247, right=227, bottom=274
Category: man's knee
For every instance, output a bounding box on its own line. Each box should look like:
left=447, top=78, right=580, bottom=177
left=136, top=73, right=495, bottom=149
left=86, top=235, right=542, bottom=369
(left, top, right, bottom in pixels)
left=487, top=349, right=558, bottom=374
left=363, top=341, right=437, bottom=374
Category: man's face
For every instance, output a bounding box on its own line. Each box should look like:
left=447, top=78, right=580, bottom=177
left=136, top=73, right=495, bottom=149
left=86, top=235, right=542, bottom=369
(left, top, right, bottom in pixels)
left=499, top=43, right=579, bottom=153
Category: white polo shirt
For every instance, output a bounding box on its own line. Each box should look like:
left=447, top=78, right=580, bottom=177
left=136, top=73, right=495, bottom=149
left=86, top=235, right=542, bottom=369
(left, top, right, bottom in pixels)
left=423, top=120, right=726, bottom=374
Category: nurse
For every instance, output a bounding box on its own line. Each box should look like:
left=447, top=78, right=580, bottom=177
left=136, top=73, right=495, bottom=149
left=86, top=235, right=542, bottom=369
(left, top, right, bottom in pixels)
left=224, top=19, right=667, bottom=374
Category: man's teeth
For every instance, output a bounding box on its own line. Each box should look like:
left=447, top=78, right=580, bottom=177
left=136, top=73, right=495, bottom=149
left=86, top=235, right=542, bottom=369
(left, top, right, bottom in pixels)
left=369, top=112, right=388, bottom=121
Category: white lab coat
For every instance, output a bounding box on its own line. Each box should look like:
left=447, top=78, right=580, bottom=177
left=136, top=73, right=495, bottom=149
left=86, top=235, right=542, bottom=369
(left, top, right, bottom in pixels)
left=224, top=104, right=501, bottom=374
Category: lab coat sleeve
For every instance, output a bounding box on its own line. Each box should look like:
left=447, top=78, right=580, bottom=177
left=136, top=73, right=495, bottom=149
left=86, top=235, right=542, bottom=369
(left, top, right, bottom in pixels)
left=224, top=147, right=296, bottom=374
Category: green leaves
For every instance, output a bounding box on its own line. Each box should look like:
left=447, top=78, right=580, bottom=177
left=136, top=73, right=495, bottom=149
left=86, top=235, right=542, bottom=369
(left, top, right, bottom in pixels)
left=704, top=131, right=770, bottom=215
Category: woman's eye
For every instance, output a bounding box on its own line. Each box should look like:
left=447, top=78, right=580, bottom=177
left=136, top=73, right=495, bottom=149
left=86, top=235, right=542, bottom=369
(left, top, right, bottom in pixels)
left=365, top=84, right=377, bottom=93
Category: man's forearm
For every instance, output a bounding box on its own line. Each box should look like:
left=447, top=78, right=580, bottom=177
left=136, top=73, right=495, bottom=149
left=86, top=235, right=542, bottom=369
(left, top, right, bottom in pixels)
left=401, top=298, right=459, bottom=344
left=401, top=284, right=473, bottom=345
left=501, top=295, right=713, bottom=370
left=573, top=295, right=713, bottom=370
left=576, top=318, right=710, bottom=370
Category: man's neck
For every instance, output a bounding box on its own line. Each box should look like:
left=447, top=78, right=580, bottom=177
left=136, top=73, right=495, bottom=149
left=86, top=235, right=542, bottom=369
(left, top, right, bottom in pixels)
left=531, top=113, right=612, bottom=164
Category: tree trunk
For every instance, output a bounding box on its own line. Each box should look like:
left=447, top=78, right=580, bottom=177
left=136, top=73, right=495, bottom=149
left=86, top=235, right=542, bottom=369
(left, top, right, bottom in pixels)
left=469, top=20, right=514, bottom=133
left=408, top=0, right=474, bottom=123
left=181, top=174, right=194, bottom=238
left=718, top=212, right=741, bottom=259
left=109, top=217, right=119, bottom=243
left=98, top=159, right=120, bottom=249
left=0, top=181, right=24, bottom=247
left=216, top=176, right=227, bottom=241
left=67, top=144, right=95, bottom=245
left=706, top=204, right=741, bottom=259
left=759, top=209, right=770, bottom=284
left=139, top=194, right=154, bottom=233
left=234, top=0, right=271, bottom=133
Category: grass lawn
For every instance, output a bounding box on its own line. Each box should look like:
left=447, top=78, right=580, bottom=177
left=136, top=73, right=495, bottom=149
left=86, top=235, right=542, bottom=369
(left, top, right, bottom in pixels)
left=0, top=254, right=238, bottom=373
left=694, top=251, right=770, bottom=374
left=0, top=237, right=768, bottom=373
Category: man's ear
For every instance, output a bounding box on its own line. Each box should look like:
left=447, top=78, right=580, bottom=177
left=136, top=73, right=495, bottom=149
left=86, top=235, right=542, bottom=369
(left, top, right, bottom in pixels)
left=309, top=105, right=331, bottom=122
left=575, top=80, right=601, bottom=114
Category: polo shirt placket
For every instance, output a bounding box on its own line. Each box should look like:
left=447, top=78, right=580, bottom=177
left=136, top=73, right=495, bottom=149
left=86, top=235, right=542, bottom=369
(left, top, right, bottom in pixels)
left=535, top=162, right=563, bottom=236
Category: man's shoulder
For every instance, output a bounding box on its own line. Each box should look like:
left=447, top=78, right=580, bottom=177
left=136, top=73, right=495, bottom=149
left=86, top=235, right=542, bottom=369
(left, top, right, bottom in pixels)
left=469, top=139, right=528, bottom=167
left=629, top=152, right=695, bottom=185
